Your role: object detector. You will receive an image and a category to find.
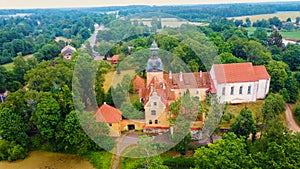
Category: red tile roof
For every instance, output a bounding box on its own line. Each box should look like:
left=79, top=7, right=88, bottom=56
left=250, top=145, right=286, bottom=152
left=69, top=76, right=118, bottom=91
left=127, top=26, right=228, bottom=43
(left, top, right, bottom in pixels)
left=253, top=66, right=271, bottom=79
left=163, top=72, right=211, bottom=89
left=94, top=103, right=122, bottom=123
left=133, top=75, right=146, bottom=91
left=143, top=126, right=170, bottom=129
left=112, top=55, right=119, bottom=60
left=212, top=63, right=267, bottom=83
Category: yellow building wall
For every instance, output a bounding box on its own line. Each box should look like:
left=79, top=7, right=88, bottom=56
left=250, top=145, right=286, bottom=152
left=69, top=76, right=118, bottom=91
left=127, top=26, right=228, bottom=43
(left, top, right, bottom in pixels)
left=190, top=121, right=203, bottom=129
left=120, top=120, right=146, bottom=131
left=144, top=92, right=170, bottom=128
left=173, top=88, right=208, bottom=101
left=107, top=122, right=121, bottom=137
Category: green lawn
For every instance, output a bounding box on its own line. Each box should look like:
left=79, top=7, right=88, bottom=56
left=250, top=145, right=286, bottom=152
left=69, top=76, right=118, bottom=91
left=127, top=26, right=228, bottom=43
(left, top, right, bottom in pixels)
left=1, top=54, right=34, bottom=71
left=246, top=27, right=300, bottom=40
left=220, top=100, right=264, bottom=128
left=84, top=151, right=112, bottom=169
left=279, top=31, right=300, bottom=40
left=2, top=62, right=14, bottom=70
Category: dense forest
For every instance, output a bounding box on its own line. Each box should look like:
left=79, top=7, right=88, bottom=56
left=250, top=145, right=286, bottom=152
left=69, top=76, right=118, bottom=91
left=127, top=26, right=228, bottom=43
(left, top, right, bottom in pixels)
left=0, top=2, right=300, bottom=169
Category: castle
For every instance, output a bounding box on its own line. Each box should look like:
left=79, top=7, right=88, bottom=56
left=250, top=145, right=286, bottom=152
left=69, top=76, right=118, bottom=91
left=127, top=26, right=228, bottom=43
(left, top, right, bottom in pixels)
left=95, top=41, right=271, bottom=137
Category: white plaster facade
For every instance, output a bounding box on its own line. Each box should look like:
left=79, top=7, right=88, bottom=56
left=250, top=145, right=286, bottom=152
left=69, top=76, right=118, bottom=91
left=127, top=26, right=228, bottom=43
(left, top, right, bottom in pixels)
left=210, top=63, right=270, bottom=104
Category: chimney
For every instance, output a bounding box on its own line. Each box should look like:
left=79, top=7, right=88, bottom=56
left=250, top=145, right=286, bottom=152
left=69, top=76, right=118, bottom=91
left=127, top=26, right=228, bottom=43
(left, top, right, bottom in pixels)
left=179, top=72, right=183, bottom=82
left=104, top=102, right=106, bottom=104
left=169, top=70, right=172, bottom=79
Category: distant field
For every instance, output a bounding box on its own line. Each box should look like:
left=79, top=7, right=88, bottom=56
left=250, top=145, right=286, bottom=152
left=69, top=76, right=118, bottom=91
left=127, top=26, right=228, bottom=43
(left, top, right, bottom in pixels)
left=280, top=31, right=300, bottom=40
left=228, top=11, right=300, bottom=22
left=245, top=27, right=300, bottom=40
left=131, top=17, right=208, bottom=28
left=2, top=54, right=33, bottom=70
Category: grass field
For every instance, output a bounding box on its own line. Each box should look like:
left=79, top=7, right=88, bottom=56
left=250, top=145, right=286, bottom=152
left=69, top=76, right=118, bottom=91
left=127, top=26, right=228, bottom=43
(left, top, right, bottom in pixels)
left=219, top=100, right=264, bottom=128
left=2, top=54, right=33, bottom=70
left=228, top=11, right=300, bottom=22
left=245, top=27, right=300, bottom=40
left=279, top=31, right=300, bottom=40
left=103, top=69, right=136, bottom=92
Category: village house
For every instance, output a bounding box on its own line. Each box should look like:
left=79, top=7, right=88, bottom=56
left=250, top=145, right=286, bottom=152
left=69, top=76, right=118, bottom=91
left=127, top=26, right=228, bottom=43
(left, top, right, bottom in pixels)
left=94, top=102, right=122, bottom=137
left=61, top=44, right=76, bottom=61
left=95, top=41, right=270, bottom=136
left=107, top=55, right=119, bottom=64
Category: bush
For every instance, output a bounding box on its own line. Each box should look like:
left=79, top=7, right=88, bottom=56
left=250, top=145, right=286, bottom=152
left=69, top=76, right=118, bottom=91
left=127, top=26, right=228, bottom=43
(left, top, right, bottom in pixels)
left=293, top=106, right=300, bottom=125
left=0, top=140, right=28, bottom=161
left=7, top=144, right=27, bottom=161
left=163, top=156, right=195, bottom=168
left=84, top=151, right=112, bottom=169
left=0, top=140, right=10, bottom=160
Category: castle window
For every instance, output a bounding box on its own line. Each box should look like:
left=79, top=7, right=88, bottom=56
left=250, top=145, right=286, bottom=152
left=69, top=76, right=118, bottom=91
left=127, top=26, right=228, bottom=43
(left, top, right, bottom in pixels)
left=239, top=86, right=243, bottom=94
left=149, top=120, right=152, bottom=124
left=222, top=87, right=225, bottom=95
left=151, top=110, right=156, bottom=115
left=247, top=86, right=251, bottom=94
left=155, top=120, right=158, bottom=124
left=230, top=87, right=234, bottom=95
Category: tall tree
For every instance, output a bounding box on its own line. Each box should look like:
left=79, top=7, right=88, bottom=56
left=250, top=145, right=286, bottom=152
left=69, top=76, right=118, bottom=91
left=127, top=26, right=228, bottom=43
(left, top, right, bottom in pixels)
left=0, top=108, right=30, bottom=147
left=266, top=60, right=288, bottom=92
left=282, top=44, right=300, bottom=71
left=194, top=132, right=250, bottom=169
left=31, top=97, right=61, bottom=142
left=268, top=31, right=283, bottom=49
left=230, top=108, right=257, bottom=140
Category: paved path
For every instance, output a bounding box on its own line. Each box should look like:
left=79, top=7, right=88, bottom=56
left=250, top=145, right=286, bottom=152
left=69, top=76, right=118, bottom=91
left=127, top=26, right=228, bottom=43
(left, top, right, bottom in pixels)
left=285, top=103, right=300, bottom=132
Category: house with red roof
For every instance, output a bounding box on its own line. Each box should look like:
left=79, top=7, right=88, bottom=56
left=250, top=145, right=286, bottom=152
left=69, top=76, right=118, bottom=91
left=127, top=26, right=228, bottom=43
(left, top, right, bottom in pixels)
left=107, top=55, right=119, bottom=64
left=94, top=102, right=122, bottom=137
left=210, top=63, right=270, bottom=104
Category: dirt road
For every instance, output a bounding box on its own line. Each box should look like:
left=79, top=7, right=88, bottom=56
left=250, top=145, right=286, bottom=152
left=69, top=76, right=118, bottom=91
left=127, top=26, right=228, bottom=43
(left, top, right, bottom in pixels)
left=285, top=103, right=300, bottom=132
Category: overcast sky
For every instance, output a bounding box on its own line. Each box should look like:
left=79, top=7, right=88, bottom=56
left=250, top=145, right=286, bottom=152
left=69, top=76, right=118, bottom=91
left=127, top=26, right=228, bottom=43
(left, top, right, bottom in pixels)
left=0, top=0, right=297, bottom=9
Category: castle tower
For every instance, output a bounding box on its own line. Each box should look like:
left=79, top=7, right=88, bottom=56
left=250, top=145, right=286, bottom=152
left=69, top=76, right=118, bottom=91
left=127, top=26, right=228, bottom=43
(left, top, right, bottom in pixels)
left=146, top=41, right=164, bottom=85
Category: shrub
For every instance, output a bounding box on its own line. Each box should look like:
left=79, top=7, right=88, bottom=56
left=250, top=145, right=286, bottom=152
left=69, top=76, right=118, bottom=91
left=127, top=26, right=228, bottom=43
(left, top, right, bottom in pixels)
left=7, top=144, right=27, bottom=161
left=293, top=106, right=300, bottom=125
left=0, top=140, right=10, bottom=160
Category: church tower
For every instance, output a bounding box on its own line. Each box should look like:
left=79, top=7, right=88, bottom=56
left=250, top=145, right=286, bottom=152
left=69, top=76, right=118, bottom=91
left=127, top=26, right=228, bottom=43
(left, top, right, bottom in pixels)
left=146, top=41, right=164, bottom=85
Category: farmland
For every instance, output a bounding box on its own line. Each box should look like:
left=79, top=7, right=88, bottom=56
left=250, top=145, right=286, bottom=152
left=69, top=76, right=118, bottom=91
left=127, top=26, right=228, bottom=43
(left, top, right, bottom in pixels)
left=228, top=11, right=300, bottom=22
